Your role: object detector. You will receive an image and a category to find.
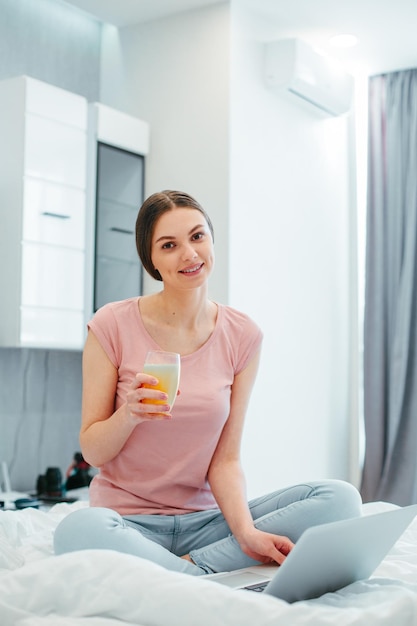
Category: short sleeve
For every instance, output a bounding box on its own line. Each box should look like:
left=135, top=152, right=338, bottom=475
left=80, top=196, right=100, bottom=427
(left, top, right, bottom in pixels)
left=87, top=303, right=122, bottom=368
left=219, top=306, right=263, bottom=375
left=235, top=314, right=263, bottom=374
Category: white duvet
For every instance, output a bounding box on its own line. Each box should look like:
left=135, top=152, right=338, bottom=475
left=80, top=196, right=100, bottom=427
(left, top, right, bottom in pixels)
left=1, top=500, right=417, bottom=626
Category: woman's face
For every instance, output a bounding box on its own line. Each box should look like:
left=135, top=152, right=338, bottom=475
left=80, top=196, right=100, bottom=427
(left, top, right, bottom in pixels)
left=151, top=208, right=214, bottom=289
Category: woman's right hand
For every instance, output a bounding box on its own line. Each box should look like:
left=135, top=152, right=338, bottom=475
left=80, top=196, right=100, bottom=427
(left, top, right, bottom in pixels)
left=81, top=332, right=174, bottom=467
left=125, top=373, right=172, bottom=423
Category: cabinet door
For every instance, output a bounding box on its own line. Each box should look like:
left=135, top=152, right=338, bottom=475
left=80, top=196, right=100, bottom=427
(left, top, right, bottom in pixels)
left=95, top=198, right=137, bottom=262
left=26, top=76, right=87, bottom=129
left=20, top=307, right=85, bottom=349
left=94, top=143, right=144, bottom=311
left=96, top=141, right=143, bottom=206
left=25, top=114, right=87, bottom=188
left=0, top=76, right=88, bottom=349
left=23, top=178, right=85, bottom=249
left=95, top=258, right=141, bottom=311
left=21, top=243, right=84, bottom=310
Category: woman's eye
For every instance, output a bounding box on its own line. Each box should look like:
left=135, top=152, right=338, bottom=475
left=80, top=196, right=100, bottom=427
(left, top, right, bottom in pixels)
left=162, top=242, right=175, bottom=249
left=192, top=232, right=204, bottom=241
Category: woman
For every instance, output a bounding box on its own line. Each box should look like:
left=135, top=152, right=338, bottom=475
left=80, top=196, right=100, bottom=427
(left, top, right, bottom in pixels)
left=54, top=190, right=362, bottom=575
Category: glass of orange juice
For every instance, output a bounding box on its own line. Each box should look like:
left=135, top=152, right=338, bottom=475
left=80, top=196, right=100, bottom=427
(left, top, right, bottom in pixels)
left=143, top=350, right=181, bottom=408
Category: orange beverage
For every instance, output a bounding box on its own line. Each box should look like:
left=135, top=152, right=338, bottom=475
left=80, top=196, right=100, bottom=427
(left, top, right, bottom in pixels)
left=143, top=351, right=180, bottom=407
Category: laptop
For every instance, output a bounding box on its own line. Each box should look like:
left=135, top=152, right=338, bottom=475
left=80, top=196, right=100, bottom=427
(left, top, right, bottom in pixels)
left=204, top=504, right=417, bottom=603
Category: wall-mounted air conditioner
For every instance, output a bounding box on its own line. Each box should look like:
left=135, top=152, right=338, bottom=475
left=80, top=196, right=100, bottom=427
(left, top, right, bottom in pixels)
left=264, top=38, right=354, bottom=116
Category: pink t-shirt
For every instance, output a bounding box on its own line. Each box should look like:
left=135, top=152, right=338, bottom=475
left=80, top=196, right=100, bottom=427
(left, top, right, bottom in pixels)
left=87, top=297, right=263, bottom=515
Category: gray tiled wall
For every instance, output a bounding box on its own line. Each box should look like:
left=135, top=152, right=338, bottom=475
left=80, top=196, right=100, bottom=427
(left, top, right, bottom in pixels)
left=0, top=349, right=83, bottom=491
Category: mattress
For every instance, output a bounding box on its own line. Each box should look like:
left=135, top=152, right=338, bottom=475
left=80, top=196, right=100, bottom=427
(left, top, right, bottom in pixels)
left=1, top=499, right=417, bottom=625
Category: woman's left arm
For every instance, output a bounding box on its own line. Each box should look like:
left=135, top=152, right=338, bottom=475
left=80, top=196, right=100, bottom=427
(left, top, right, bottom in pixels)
left=207, top=350, right=294, bottom=565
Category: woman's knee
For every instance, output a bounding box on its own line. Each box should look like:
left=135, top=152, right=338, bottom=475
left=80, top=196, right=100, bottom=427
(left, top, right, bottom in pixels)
left=321, top=479, right=363, bottom=519
left=54, top=506, right=123, bottom=555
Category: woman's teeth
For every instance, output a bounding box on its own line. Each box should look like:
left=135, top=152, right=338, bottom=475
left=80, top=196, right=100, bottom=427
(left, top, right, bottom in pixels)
left=181, top=264, right=201, bottom=273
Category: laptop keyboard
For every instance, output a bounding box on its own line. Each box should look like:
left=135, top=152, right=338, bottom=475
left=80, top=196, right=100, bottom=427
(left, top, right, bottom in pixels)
left=244, top=582, right=268, bottom=593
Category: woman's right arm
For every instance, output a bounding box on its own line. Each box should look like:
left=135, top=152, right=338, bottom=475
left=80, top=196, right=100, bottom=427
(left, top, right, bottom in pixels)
left=80, top=330, right=171, bottom=467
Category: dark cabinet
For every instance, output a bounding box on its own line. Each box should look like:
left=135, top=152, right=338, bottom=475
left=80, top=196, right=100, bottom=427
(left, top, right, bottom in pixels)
left=86, top=103, right=150, bottom=323
left=94, top=143, right=144, bottom=310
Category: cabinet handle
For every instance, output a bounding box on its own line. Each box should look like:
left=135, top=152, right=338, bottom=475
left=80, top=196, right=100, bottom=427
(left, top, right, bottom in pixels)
left=42, top=211, right=71, bottom=219
left=110, top=227, right=134, bottom=235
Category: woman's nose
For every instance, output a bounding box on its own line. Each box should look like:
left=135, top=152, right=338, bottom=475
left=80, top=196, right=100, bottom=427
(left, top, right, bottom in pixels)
left=182, top=244, right=198, bottom=260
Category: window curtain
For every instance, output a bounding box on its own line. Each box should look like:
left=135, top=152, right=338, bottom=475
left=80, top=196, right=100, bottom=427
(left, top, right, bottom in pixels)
left=360, top=69, right=417, bottom=506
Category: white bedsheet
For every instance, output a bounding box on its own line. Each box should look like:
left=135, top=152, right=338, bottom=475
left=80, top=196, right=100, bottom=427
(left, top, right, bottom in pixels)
left=1, top=501, right=417, bottom=625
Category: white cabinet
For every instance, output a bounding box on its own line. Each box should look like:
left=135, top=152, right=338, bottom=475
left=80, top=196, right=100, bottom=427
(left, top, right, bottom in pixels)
left=0, top=76, right=88, bottom=349
left=85, top=103, right=150, bottom=323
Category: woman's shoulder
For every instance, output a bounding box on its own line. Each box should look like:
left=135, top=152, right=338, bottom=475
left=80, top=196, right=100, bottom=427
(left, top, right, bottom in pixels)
left=214, top=304, right=263, bottom=372
left=88, top=298, right=140, bottom=342
left=218, top=303, right=262, bottom=332
left=216, top=304, right=263, bottom=347
left=91, top=297, right=139, bottom=323
left=87, top=298, right=141, bottom=367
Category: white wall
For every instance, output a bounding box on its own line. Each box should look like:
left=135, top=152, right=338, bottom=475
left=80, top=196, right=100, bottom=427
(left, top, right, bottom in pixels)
left=100, top=2, right=360, bottom=498
left=100, top=4, right=231, bottom=303
left=229, top=5, right=358, bottom=496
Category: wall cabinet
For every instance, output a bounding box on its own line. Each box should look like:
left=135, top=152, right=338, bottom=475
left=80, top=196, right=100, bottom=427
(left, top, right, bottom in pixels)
left=85, top=103, right=150, bottom=324
left=0, top=78, right=149, bottom=349
left=0, top=76, right=87, bottom=349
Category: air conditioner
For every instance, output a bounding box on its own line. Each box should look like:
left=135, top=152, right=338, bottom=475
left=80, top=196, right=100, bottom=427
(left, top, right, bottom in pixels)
left=264, top=38, right=354, bottom=116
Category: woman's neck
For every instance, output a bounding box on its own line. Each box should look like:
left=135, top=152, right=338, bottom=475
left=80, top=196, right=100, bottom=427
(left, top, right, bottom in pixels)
left=139, top=288, right=217, bottom=354
left=155, top=287, right=211, bottom=326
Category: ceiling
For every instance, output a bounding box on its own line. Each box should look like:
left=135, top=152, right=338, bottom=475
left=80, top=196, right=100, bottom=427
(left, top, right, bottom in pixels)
left=61, top=0, right=222, bottom=28
left=63, top=0, right=417, bottom=76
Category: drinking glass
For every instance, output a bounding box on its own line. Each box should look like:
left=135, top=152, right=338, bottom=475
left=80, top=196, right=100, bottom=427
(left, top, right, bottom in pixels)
left=143, top=350, right=181, bottom=408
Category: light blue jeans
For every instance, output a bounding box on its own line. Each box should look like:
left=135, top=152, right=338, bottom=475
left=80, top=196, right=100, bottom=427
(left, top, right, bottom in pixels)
left=54, top=479, right=362, bottom=576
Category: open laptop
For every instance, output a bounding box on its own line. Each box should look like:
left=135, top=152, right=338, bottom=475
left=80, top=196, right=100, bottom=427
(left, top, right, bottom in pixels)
left=204, top=504, right=417, bottom=603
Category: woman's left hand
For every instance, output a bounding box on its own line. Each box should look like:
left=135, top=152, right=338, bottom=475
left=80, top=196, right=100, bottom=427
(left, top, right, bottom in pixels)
left=238, top=528, right=294, bottom=566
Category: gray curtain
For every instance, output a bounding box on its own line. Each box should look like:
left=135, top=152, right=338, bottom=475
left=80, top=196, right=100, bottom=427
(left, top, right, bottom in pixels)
left=360, top=69, right=417, bottom=506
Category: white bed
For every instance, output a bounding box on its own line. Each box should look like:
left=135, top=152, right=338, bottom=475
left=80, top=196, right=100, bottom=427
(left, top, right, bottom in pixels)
left=1, top=499, right=417, bottom=626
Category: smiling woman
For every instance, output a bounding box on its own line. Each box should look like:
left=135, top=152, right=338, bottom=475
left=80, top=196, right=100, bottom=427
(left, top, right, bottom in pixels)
left=53, top=189, right=362, bottom=577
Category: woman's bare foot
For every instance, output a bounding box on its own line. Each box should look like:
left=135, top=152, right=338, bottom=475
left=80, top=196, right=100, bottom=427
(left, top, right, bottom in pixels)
left=180, top=554, right=194, bottom=563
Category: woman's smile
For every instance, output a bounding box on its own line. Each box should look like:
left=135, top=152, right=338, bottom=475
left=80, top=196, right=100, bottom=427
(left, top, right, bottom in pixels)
left=179, top=262, right=204, bottom=275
